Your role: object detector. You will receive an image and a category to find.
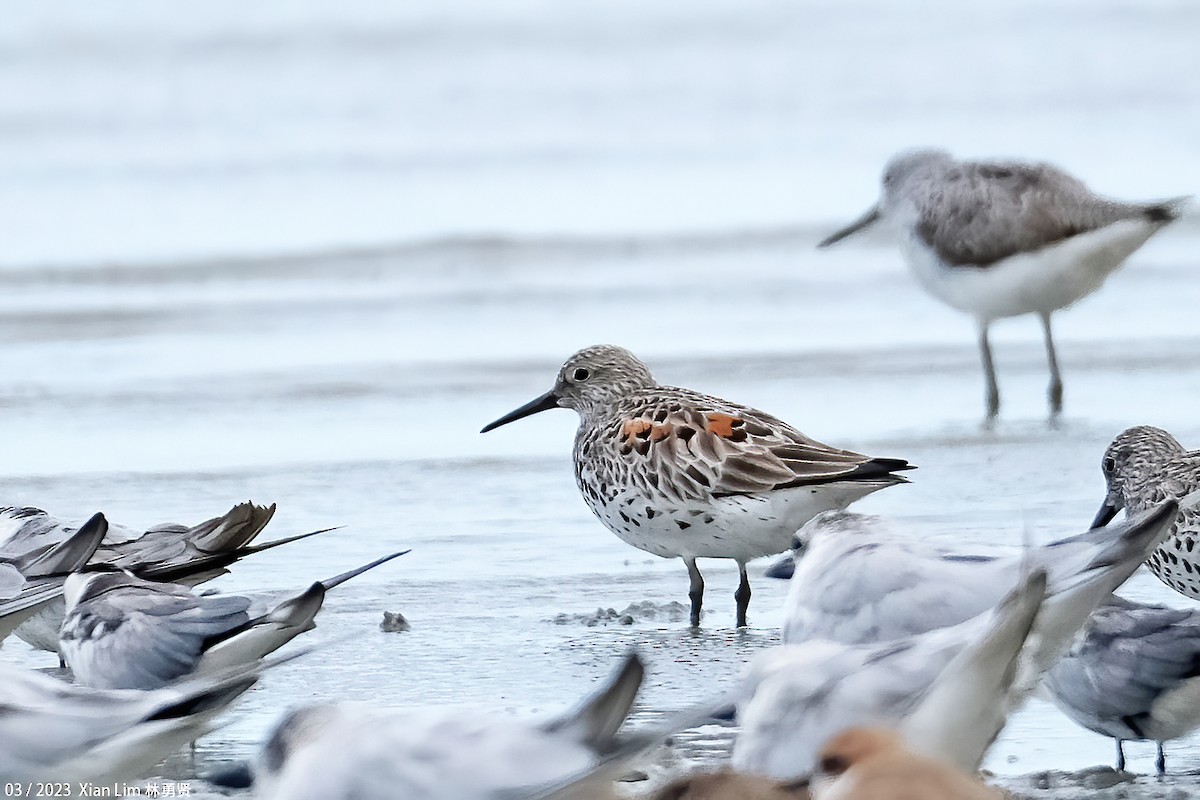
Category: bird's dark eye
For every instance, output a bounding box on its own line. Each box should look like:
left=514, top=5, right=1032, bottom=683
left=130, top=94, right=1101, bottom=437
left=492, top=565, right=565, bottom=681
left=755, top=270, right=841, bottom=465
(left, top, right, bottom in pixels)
left=572, top=367, right=591, bottom=382
left=1103, top=456, right=1116, bottom=474
left=818, top=754, right=849, bottom=776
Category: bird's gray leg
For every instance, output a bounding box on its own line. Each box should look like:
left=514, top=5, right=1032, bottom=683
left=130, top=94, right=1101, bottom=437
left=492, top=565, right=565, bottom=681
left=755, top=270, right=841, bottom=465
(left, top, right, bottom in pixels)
left=978, top=322, right=1000, bottom=419
left=1156, top=742, right=1165, bottom=778
left=684, top=557, right=704, bottom=628
left=1116, top=739, right=1126, bottom=771
left=1040, top=311, right=1063, bottom=415
left=734, top=561, right=751, bottom=629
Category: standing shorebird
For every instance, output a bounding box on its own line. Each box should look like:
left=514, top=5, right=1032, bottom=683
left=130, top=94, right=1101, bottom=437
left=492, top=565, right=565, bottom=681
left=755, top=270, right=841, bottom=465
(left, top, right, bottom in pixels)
left=1044, top=595, right=1200, bottom=776
left=480, top=345, right=913, bottom=628
left=1091, top=425, right=1200, bottom=599
left=819, top=149, right=1187, bottom=418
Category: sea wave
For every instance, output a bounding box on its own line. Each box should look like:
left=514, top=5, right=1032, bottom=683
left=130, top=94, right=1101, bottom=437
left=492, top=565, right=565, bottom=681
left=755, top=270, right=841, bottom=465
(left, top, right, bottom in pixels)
left=0, top=226, right=838, bottom=283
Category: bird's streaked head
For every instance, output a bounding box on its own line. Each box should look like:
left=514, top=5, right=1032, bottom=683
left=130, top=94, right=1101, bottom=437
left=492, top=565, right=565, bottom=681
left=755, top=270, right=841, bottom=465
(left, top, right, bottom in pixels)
left=481, top=345, right=657, bottom=432
left=1092, top=426, right=1184, bottom=527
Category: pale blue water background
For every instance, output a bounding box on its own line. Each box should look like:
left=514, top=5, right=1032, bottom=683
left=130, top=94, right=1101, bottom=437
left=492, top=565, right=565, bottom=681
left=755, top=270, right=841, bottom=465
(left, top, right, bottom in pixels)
left=0, top=0, right=1199, bottom=785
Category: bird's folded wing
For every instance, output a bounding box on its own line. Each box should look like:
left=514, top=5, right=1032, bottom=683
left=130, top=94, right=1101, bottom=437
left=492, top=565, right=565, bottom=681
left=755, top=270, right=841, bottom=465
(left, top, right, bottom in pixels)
left=1053, top=605, right=1200, bottom=722
left=784, top=528, right=1009, bottom=645
left=63, top=589, right=250, bottom=688
left=612, top=393, right=907, bottom=500
left=916, top=161, right=1155, bottom=268
left=0, top=507, right=66, bottom=557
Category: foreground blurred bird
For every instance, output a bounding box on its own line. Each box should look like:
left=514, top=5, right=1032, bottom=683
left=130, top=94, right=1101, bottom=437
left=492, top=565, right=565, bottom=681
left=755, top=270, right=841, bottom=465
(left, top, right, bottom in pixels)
left=481, top=344, right=913, bottom=627
left=646, top=771, right=810, bottom=800
left=212, top=652, right=645, bottom=800
left=0, top=656, right=292, bottom=782
left=774, top=503, right=1186, bottom=646
left=811, top=727, right=1002, bottom=800
left=1044, top=595, right=1200, bottom=776
left=733, top=500, right=1177, bottom=779
left=60, top=550, right=407, bottom=689
left=0, top=502, right=338, bottom=654
left=819, top=149, right=1187, bottom=418
left=1091, top=425, right=1200, bottom=599
left=732, top=568, right=1048, bottom=780
left=523, top=683, right=743, bottom=800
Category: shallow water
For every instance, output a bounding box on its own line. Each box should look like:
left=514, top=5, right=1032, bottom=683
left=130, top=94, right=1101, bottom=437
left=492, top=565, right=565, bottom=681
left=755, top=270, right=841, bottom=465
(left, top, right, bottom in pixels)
left=0, top=0, right=1199, bottom=790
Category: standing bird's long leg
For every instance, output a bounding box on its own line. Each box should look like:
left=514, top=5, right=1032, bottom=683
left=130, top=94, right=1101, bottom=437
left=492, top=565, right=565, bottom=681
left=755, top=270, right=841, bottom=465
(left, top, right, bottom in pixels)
left=1155, top=742, right=1166, bottom=778
left=1040, top=311, right=1063, bottom=415
left=1115, top=739, right=1126, bottom=772
left=734, top=561, right=751, bottom=629
left=684, top=557, right=704, bottom=628
left=978, top=322, right=1000, bottom=419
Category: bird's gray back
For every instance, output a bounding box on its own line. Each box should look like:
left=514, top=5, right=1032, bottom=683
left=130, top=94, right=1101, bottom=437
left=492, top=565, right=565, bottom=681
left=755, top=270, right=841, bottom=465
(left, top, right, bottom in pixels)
left=903, top=158, right=1174, bottom=268
left=0, top=508, right=67, bottom=558
left=61, top=581, right=251, bottom=689
left=1046, top=602, right=1200, bottom=733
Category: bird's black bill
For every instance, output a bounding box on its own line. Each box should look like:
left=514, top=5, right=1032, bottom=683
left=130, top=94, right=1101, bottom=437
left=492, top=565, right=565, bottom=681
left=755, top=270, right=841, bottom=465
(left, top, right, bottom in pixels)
left=764, top=553, right=796, bottom=580
left=321, top=549, right=411, bottom=590
left=710, top=704, right=737, bottom=722
left=1091, top=499, right=1119, bottom=529
left=480, top=390, right=560, bottom=433
left=817, top=205, right=881, bottom=248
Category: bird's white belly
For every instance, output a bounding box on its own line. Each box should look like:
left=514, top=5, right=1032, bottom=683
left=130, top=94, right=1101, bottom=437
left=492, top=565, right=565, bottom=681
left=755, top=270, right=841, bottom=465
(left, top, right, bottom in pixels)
left=14, top=601, right=66, bottom=653
left=585, top=483, right=886, bottom=562
left=57, top=633, right=111, bottom=688
left=903, top=218, right=1160, bottom=322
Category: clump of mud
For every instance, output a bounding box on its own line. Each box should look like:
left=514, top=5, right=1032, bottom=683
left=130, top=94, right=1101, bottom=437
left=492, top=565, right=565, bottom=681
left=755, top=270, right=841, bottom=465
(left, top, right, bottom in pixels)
left=998, top=767, right=1200, bottom=800
left=553, top=600, right=690, bottom=627
left=380, top=611, right=411, bottom=632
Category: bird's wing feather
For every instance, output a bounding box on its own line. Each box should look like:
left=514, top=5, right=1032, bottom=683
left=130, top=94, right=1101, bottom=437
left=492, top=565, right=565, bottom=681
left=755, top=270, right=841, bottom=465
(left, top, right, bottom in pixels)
left=96, top=502, right=276, bottom=570
left=1048, top=604, right=1200, bottom=725
left=61, top=583, right=250, bottom=689
left=0, top=508, right=67, bottom=556
left=0, top=563, right=26, bottom=601
left=783, top=521, right=1011, bottom=645
left=915, top=161, right=1164, bottom=267
left=608, top=389, right=910, bottom=501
